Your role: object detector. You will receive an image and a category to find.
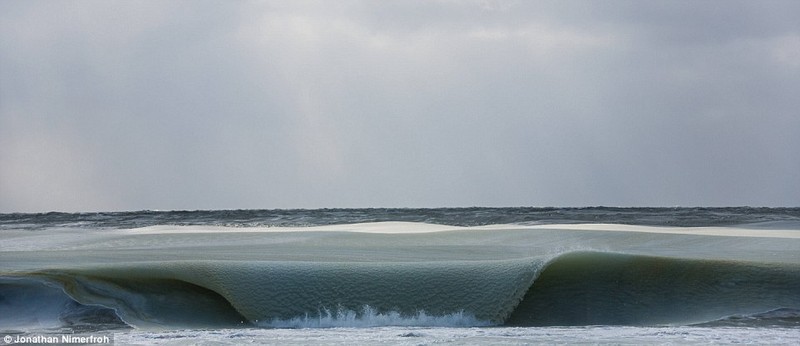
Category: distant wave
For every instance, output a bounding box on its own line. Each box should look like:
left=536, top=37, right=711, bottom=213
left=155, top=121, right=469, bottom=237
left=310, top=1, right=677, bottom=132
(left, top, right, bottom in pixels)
left=3, top=207, right=800, bottom=231
left=3, top=251, right=798, bottom=330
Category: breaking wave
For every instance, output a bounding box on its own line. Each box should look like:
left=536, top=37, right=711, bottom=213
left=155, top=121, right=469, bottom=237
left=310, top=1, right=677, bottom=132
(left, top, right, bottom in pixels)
left=3, top=251, right=798, bottom=330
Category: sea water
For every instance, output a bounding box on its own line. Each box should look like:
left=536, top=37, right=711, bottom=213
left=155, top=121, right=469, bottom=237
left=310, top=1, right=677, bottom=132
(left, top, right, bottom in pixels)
left=1, top=207, right=799, bottom=345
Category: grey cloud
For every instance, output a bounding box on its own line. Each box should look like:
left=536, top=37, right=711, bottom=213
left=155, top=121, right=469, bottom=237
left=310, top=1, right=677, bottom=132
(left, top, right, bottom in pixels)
left=1, top=0, right=798, bottom=211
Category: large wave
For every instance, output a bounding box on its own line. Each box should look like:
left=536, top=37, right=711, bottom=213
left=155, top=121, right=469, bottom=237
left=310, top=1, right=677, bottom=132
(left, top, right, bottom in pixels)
left=4, top=221, right=800, bottom=331
left=508, top=252, right=800, bottom=326
left=3, top=251, right=798, bottom=330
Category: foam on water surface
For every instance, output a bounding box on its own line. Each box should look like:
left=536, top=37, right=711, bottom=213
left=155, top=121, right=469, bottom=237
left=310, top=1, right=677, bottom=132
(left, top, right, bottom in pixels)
left=120, top=221, right=462, bottom=235
left=113, top=326, right=800, bottom=345
left=534, top=223, right=800, bottom=238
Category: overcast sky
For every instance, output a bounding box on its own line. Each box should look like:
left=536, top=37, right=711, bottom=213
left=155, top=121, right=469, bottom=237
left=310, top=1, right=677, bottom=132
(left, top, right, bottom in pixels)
left=1, top=0, right=799, bottom=212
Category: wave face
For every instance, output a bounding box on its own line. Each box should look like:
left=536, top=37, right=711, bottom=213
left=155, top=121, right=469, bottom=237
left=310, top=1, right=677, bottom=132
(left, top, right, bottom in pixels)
left=2, top=208, right=800, bottom=331
left=3, top=258, right=540, bottom=329
left=0, top=277, right=128, bottom=332
left=508, top=252, right=800, bottom=326
left=3, top=252, right=799, bottom=330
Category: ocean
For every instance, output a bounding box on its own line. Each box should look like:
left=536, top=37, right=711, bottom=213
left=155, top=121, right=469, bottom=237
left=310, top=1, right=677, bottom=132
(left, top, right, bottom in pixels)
left=1, top=207, right=799, bottom=345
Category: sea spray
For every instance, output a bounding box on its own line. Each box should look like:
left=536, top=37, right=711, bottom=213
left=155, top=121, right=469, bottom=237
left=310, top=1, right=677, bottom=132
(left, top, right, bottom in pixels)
left=259, top=305, right=493, bottom=328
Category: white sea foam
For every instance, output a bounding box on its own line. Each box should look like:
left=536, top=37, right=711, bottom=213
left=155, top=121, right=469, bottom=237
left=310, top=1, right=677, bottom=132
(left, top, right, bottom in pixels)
left=531, top=223, right=800, bottom=238
left=121, top=220, right=800, bottom=240
left=113, top=325, right=800, bottom=345
left=124, top=221, right=462, bottom=235
left=257, top=305, right=492, bottom=328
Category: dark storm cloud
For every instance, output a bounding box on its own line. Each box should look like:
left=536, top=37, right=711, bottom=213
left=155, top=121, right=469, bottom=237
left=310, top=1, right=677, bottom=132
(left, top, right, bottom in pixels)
left=1, top=0, right=798, bottom=212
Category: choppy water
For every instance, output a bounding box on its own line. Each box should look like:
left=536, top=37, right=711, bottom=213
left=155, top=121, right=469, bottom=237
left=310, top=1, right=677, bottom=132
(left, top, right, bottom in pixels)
left=3, top=207, right=800, bottom=230
left=1, top=207, right=799, bottom=344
